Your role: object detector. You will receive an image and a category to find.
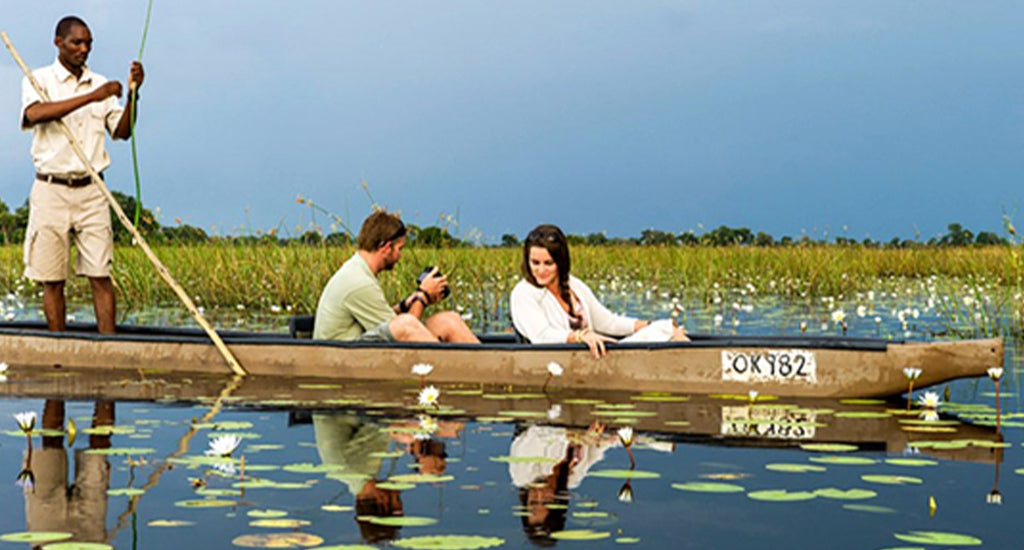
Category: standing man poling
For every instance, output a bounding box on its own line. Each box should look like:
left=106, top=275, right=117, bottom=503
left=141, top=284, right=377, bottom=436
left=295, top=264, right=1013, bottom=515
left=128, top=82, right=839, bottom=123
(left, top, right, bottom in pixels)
left=20, top=15, right=145, bottom=333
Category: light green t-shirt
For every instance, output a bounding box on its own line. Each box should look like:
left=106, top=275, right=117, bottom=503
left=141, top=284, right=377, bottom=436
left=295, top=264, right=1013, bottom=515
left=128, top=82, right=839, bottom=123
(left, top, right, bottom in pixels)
left=313, top=253, right=395, bottom=340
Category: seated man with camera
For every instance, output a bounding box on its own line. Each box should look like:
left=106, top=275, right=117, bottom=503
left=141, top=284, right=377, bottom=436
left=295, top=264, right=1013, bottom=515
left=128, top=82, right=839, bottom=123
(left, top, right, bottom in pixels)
left=313, top=210, right=479, bottom=343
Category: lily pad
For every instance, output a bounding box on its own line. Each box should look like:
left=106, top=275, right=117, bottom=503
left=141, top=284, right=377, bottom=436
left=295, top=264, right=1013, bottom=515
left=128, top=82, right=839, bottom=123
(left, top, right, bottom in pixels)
left=799, top=443, right=857, bottom=453
left=813, top=487, right=877, bottom=500
left=495, top=411, right=546, bottom=418
left=861, top=475, right=924, bottom=485
left=376, top=482, right=417, bottom=491
left=250, top=519, right=312, bottom=528
left=630, top=393, right=689, bottom=403
left=765, top=463, right=827, bottom=473
left=107, top=488, right=145, bottom=496
left=588, top=470, right=660, bottom=479
left=40, top=543, right=113, bottom=550
left=746, top=490, right=817, bottom=502
left=615, top=537, right=641, bottom=544
left=0, top=532, right=73, bottom=543
left=248, top=509, right=289, bottom=518
left=321, top=505, right=354, bottom=512
left=807, top=456, right=877, bottom=466
left=357, top=516, right=437, bottom=527
left=671, top=482, right=745, bottom=493
left=482, top=393, right=546, bottom=400
left=231, top=533, right=324, bottom=548
left=842, top=504, right=896, bottom=514
left=884, top=458, right=938, bottom=467
left=839, top=398, right=886, bottom=405
left=175, top=499, right=238, bottom=508
left=147, top=520, right=196, bottom=527
left=562, top=399, right=605, bottom=405
left=392, top=535, right=506, bottom=549
left=549, top=530, right=611, bottom=541
left=892, top=531, right=982, bottom=546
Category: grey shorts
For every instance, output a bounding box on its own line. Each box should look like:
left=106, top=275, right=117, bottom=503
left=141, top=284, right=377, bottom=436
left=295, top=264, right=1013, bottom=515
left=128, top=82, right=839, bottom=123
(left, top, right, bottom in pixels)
left=359, top=319, right=396, bottom=342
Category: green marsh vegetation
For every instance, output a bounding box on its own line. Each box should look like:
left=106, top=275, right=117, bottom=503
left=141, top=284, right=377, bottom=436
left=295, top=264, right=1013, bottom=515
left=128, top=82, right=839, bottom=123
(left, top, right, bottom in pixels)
left=1, top=192, right=1022, bottom=337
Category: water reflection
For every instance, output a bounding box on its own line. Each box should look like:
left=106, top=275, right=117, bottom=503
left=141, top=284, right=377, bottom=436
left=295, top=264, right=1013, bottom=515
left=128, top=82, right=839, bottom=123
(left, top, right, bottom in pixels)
left=313, top=412, right=462, bottom=544
left=23, top=400, right=113, bottom=543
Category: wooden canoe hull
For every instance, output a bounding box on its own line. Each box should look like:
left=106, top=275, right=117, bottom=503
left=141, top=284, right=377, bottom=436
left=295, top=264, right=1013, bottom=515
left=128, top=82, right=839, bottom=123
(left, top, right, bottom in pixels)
left=0, top=322, right=1003, bottom=398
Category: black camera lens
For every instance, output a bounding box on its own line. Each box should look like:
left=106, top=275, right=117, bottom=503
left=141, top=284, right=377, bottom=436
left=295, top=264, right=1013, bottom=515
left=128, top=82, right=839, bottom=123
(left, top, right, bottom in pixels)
left=417, top=266, right=450, bottom=299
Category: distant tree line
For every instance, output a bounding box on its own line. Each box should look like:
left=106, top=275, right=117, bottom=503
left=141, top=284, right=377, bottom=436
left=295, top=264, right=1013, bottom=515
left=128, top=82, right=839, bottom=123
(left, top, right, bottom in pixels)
left=0, top=194, right=1010, bottom=248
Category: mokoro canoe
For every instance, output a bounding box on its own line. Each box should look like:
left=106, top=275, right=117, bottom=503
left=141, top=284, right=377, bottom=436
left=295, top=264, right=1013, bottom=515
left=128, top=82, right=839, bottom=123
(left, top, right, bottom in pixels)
left=0, top=318, right=1003, bottom=398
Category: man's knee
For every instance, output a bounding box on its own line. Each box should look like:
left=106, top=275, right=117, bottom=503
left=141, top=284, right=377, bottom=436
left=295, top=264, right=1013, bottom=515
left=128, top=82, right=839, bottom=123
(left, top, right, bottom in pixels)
left=389, top=314, right=429, bottom=341
left=425, top=311, right=469, bottom=335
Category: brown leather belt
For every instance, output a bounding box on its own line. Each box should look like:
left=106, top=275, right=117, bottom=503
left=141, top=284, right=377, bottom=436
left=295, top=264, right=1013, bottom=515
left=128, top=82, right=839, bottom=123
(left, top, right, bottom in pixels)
left=36, top=172, right=100, bottom=187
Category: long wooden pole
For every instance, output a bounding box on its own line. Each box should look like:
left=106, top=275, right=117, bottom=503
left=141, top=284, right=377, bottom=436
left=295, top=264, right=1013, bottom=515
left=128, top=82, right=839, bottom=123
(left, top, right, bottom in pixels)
left=2, top=31, right=247, bottom=377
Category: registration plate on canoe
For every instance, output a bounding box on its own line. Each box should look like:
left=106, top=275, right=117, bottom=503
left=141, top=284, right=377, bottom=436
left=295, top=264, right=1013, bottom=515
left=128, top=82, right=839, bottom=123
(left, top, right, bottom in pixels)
left=721, top=349, right=817, bottom=383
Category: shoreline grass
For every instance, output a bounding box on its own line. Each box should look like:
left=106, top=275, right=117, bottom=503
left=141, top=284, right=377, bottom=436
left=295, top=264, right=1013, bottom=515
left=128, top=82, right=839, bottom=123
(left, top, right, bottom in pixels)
left=0, top=244, right=1016, bottom=312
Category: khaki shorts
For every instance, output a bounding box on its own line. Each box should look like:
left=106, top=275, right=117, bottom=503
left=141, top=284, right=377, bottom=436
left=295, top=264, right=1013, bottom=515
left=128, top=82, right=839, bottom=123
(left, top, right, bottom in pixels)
left=359, top=319, right=396, bottom=342
left=23, top=178, right=113, bottom=282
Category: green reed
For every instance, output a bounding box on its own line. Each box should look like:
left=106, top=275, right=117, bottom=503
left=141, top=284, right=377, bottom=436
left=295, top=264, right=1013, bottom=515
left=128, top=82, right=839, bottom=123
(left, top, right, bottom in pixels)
left=0, top=244, right=1015, bottom=319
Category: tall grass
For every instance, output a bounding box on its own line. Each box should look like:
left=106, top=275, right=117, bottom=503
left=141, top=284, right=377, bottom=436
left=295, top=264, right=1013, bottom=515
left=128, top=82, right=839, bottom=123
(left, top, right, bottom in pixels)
left=0, top=244, right=1015, bottom=316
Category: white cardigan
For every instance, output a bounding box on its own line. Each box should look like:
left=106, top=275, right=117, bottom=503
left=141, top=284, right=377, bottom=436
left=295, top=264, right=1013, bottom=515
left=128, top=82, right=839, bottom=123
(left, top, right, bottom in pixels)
left=510, top=276, right=637, bottom=344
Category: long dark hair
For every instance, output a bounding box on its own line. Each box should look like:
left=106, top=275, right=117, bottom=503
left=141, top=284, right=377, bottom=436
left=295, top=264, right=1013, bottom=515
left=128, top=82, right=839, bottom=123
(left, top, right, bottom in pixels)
left=522, top=224, right=574, bottom=317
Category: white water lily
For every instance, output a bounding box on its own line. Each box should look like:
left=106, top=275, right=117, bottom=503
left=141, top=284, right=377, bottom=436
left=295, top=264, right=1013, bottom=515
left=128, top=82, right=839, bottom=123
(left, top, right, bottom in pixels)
left=917, top=391, right=941, bottom=409
left=418, top=385, right=440, bottom=408
left=14, top=411, right=35, bottom=433
left=713, top=314, right=723, bottom=327
left=830, top=309, right=846, bottom=324
left=903, top=367, right=922, bottom=380
left=617, top=483, right=634, bottom=503
left=0, top=361, right=7, bottom=383
left=416, top=414, right=438, bottom=440
left=547, top=362, right=564, bottom=377
left=799, top=321, right=807, bottom=332
left=748, top=390, right=759, bottom=403
left=411, top=363, right=434, bottom=377
left=856, top=305, right=867, bottom=318
left=206, top=434, right=242, bottom=457
left=987, top=367, right=1004, bottom=382
left=617, top=426, right=634, bottom=447
left=546, top=404, right=562, bottom=421
left=918, top=409, right=940, bottom=422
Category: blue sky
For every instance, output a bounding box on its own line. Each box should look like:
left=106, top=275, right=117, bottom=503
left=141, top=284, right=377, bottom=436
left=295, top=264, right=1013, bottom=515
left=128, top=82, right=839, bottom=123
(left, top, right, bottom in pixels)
left=2, top=1, right=1021, bottom=243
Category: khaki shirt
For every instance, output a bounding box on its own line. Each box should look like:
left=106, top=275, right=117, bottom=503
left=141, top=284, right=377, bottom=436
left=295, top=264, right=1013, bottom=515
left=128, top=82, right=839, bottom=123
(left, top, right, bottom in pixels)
left=313, top=253, right=396, bottom=340
left=22, top=59, right=124, bottom=176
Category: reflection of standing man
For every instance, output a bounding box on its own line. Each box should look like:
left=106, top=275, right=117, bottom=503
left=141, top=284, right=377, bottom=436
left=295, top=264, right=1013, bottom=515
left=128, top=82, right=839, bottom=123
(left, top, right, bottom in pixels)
left=24, top=399, right=114, bottom=542
left=21, top=16, right=145, bottom=333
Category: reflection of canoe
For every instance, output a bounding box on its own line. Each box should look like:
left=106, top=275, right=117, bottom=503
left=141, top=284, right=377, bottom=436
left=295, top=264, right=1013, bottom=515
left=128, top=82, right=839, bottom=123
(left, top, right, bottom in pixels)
left=0, top=369, right=1001, bottom=464
left=0, top=318, right=1002, bottom=398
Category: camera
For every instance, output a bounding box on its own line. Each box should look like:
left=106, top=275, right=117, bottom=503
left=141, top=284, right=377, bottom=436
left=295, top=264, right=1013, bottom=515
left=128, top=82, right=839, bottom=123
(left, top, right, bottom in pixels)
left=417, top=266, right=450, bottom=299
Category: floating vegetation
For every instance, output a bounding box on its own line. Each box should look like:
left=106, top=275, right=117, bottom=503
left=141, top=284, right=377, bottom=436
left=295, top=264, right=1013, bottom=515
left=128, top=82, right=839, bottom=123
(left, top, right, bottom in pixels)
left=892, top=531, right=982, bottom=546
left=549, top=530, right=611, bottom=541
left=807, top=456, right=878, bottom=466
left=0, top=532, right=73, bottom=543
left=670, top=482, right=746, bottom=493
left=841, top=504, right=896, bottom=514
left=860, top=475, right=924, bottom=485
left=356, top=516, right=438, bottom=527
left=391, top=535, right=505, bottom=549
left=812, top=487, right=877, bottom=500
left=588, top=470, right=660, bottom=480
left=883, top=458, right=938, bottom=467
left=799, top=443, right=858, bottom=453
left=765, top=463, right=827, bottom=473
left=147, top=520, right=196, bottom=527
left=746, top=490, right=817, bottom=502
left=231, top=533, right=324, bottom=548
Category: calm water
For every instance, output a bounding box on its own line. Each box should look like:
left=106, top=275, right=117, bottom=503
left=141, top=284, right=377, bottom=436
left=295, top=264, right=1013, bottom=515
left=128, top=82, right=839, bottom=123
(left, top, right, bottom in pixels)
left=0, top=286, right=1022, bottom=549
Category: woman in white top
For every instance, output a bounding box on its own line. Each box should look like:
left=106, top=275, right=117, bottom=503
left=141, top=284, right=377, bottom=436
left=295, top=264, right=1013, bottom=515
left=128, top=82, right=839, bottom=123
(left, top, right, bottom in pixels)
left=510, top=224, right=688, bottom=358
